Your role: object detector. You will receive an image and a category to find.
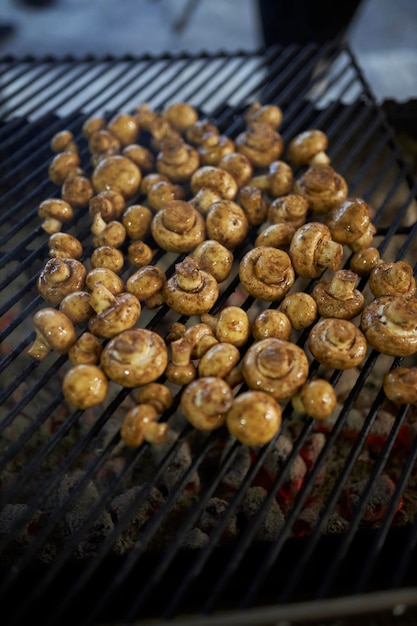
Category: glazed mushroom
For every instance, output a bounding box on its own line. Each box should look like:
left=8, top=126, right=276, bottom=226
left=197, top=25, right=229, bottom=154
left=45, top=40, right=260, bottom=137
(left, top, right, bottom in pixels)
left=165, top=338, right=197, bottom=386
left=48, top=233, right=83, bottom=259
left=308, top=318, right=368, bottom=369
left=201, top=306, right=251, bottom=348
left=135, top=382, right=174, bottom=414
left=146, top=178, right=186, bottom=212
left=100, top=328, right=168, bottom=387
left=89, top=190, right=126, bottom=222
left=267, top=194, right=309, bottom=228
left=191, top=239, right=234, bottom=283
left=225, top=390, right=282, bottom=446
left=68, top=332, right=103, bottom=365
left=38, top=198, right=74, bottom=234
left=383, top=367, right=417, bottom=404
left=368, top=261, right=416, bottom=298
left=156, top=134, right=200, bottom=183
left=190, top=165, right=238, bottom=200
left=291, top=379, right=337, bottom=420
left=198, top=132, right=235, bottom=166
left=90, top=245, right=124, bottom=273
left=107, top=112, right=140, bottom=146
left=293, top=163, right=348, bottom=214
left=91, top=213, right=126, bottom=248
left=161, top=101, right=199, bottom=134
left=289, top=222, right=343, bottom=279
left=27, top=308, right=77, bottom=360
left=280, top=292, right=318, bottom=329
left=126, top=265, right=166, bottom=309
left=122, top=204, right=153, bottom=241
left=235, top=121, right=284, bottom=168
left=254, top=223, right=296, bottom=249
left=242, top=338, right=309, bottom=401
left=50, top=129, right=78, bottom=154
left=61, top=173, right=94, bottom=209
left=59, top=290, right=94, bottom=325
left=162, top=256, right=219, bottom=316
left=62, top=364, right=109, bottom=409
left=92, top=154, right=141, bottom=199
left=325, top=197, right=376, bottom=251
left=150, top=200, right=206, bottom=253
left=38, top=257, right=87, bottom=305
left=48, top=151, right=81, bottom=185
left=244, top=102, right=283, bottom=129
left=183, top=322, right=218, bottom=358
left=120, top=404, right=168, bottom=447
left=237, top=185, right=268, bottom=226
left=134, top=103, right=159, bottom=132
left=88, top=129, right=121, bottom=157
left=81, top=115, right=106, bottom=140
left=180, top=377, right=234, bottom=432
left=252, top=309, right=292, bottom=341
left=287, top=129, right=330, bottom=166
left=85, top=267, right=124, bottom=295
left=197, top=342, right=241, bottom=384
left=205, top=200, right=249, bottom=249
left=312, top=270, right=365, bottom=319
left=249, top=160, right=293, bottom=199
left=88, top=284, right=141, bottom=339
left=188, top=187, right=223, bottom=216
left=217, top=152, right=253, bottom=188
left=360, top=295, right=417, bottom=357
left=239, top=246, right=295, bottom=301
left=127, top=240, right=154, bottom=268
left=350, top=247, right=381, bottom=276
left=122, top=144, right=155, bottom=172
left=185, top=119, right=219, bottom=146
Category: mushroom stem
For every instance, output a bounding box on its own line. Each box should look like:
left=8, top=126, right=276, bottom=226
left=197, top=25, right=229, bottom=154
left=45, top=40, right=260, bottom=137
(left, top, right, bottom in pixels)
left=175, top=257, right=204, bottom=292
left=327, top=271, right=358, bottom=300
left=91, top=213, right=107, bottom=236
left=316, top=240, right=342, bottom=271
left=90, top=283, right=117, bottom=314
left=165, top=338, right=196, bottom=385
left=47, top=259, right=72, bottom=284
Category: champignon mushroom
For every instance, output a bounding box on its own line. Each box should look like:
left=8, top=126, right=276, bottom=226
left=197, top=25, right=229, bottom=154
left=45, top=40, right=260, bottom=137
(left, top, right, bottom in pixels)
left=291, top=379, right=337, bottom=419
left=267, top=194, right=309, bottom=228
left=225, top=390, right=282, bottom=446
left=185, top=119, right=219, bottom=146
left=360, top=295, right=417, bottom=357
left=383, top=367, right=417, bottom=404
left=198, top=132, right=235, bottom=166
left=244, top=102, right=283, bottom=129
left=50, top=129, right=78, bottom=154
left=90, top=245, right=124, bottom=273
left=308, top=318, right=368, bottom=369
left=146, top=178, right=185, bottom=211
left=151, top=200, right=206, bottom=253
left=188, top=187, right=223, bottom=216
left=191, top=240, right=234, bottom=283
left=122, top=143, right=155, bottom=172
left=249, top=160, right=293, bottom=199
left=82, top=115, right=106, bottom=140
left=190, top=165, right=238, bottom=200
left=88, top=129, right=121, bottom=157
left=206, top=200, right=249, bottom=249
left=135, top=382, right=174, bottom=414
left=61, top=173, right=94, bottom=209
left=202, top=306, right=251, bottom=348
left=59, top=290, right=94, bottom=325
left=68, top=332, right=103, bottom=365
left=85, top=267, right=124, bottom=295
left=312, top=270, right=365, bottom=319
left=165, top=338, right=197, bottom=386
left=91, top=213, right=126, bottom=248
left=350, top=247, right=381, bottom=276
left=235, top=122, right=284, bottom=168
left=161, top=101, right=199, bottom=133
left=280, top=292, right=318, bottom=329
left=100, top=328, right=168, bottom=387
left=252, top=309, right=292, bottom=341
left=48, top=233, right=83, bottom=259
left=325, top=197, right=376, bottom=251
left=120, top=404, right=168, bottom=447
left=237, top=185, right=268, bottom=226
left=287, top=129, right=330, bottom=166
left=27, top=308, right=77, bottom=360
left=239, top=246, right=295, bottom=301
left=183, top=323, right=218, bottom=358
left=127, top=240, right=154, bottom=268
left=134, top=103, right=159, bottom=132
left=293, top=163, right=348, bottom=214
left=180, top=377, right=234, bottom=432
left=217, top=152, right=254, bottom=188
left=254, top=223, right=296, bottom=249
left=38, top=198, right=74, bottom=234
left=38, top=257, right=87, bottom=305
left=48, top=151, right=81, bottom=185
left=162, top=256, right=219, bottom=316
left=107, top=112, right=140, bottom=146
left=126, top=265, right=166, bottom=309
left=122, top=204, right=153, bottom=241
left=89, top=190, right=126, bottom=222
left=242, top=338, right=309, bottom=401
left=156, top=134, right=200, bottom=183
left=88, top=284, right=141, bottom=339
left=62, top=364, right=109, bottom=409
left=198, top=342, right=241, bottom=383
left=369, top=261, right=416, bottom=299
left=289, top=222, right=343, bottom=279
left=92, top=154, right=141, bottom=199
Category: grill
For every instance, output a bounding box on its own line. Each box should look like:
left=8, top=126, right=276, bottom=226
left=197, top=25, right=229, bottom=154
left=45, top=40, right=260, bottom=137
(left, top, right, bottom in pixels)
left=1, top=43, right=417, bottom=626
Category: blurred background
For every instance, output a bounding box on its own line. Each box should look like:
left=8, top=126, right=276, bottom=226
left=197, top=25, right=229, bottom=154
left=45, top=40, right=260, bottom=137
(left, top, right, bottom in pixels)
left=0, top=0, right=416, bottom=105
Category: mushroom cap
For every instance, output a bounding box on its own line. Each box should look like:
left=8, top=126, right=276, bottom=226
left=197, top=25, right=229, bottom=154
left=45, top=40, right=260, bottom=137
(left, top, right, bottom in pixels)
left=217, top=152, right=253, bottom=187
left=325, top=198, right=375, bottom=246
left=238, top=185, right=268, bottom=225
left=122, top=144, right=155, bottom=172
left=252, top=309, right=292, bottom=341
left=368, top=261, right=416, bottom=299
left=126, top=266, right=166, bottom=302
left=289, top=222, right=343, bottom=279
left=29, top=308, right=77, bottom=359
left=308, top=318, right=368, bottom=369
left=122, top=204, right=153, bottom=240
left=89, top=190, right=126, bottom=222
left=100, top=328, right=168, bottom=387
left=266, top=160, right=294, bottom=197
left=383, top=367, right=417, bottom=404
left=191, top=239, right=234, bottom=283
left=38, top=198, right=74, bottom=233
left=107, top=112, right=140, bottom=145
left=267, top=194, right=309, bottom=227
left=190, top=165, right=238, bottom=200
left=85, top=267, right=124, bottom=294
left=235, top=122, right=284, bottom=168
left=198, top=342, right=240, bottom=378
left=293, top=164, right=348, bottom=214
left=287, top=129, right=329, bottom=165
left=151, top=200, right=206, bottom=253
left=37, top=257, right=87, bottom=305
left=212, top=306, right=251, bottom=347
left=68, top=332, right=103, bottom=366
left=244, top=102, right=283, bottom=129
left=239, top=247, right=295, bottom=301
left=162, top=258, right=219, bottom=316
left=198, top=133, right=235, bottom=166
left=48, top=151, right=81, bottom=185
left=90, top=245, right=124, bottom=273
left=226, top=390, right=282, bottom=446
left=280, top=292, right=318, bottom=329
left=350, top=247, right=381, bottom=276
left=206, top=200, right=249, bottom=249
left=62, top=364, right=108, bottom=409
left=59, top=290, right=94, bottom=325
left=156, top=138, right=200, bottom=183
left=242, top=338, right=309, bottom=400
left=180, top=377, right=234, bottom=431
left=295, top=379, right=337, bottom=419
left=312, top=270, right=365, bottom=319
left=360, top=295, right=417, bottom=357
left=185, top=119, right=219, bottom=146
left=88, top=292, right=141, bottom=338
left=48, top=232, right=83, bottom=259
left=162, top=101, right=199, bottom=133
left=92, top=155, right=141, bottom=199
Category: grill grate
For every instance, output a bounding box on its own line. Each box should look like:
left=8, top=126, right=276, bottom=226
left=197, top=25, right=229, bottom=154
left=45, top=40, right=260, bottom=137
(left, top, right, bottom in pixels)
left=1, top=44, right=417, bottom=625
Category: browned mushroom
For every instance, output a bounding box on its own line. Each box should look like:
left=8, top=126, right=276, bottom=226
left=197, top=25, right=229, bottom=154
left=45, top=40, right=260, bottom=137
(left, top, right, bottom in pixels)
left=267, top=194, right=309, bottom=228
left=360, top=295, right=417, bottom=357
left=242, top=337, right=309, bottom=401
left=190, top=165, right=238, bottom=200
left=383, top=367, right=417, bottom=404
left=38, top=198, right=74, bottom=234
left=127, top=240, right=154, bottom=268
left=90, top=245, right=124, bottom=273
left=120, top=404, right=168, bottom=447
left=38, top=257, right=87, bottom=305
left=239, top=246, right=295, bottom=301
left=217, top=152, right=254, bottom=188
left=185, top=119, right=219, bottom=146
left=162, top=256, right=219, bottom=316
left=82, top=116, right=106, bottom=140
left=146, top=178, right=186, bottom=211
left=89, top=190, right=126, bottom=222
left=50, top=130, right=78, bottom=154
left=312, top=270, right=365, bottom=319
left=59, top=291, right=94, bottom=325
left=62, top=364, right=109, bottom=409
left=134, top=103, right=159, bottom=132
left=48, top=151, right=81, bottom=185
left=122, top=144, right=155, bottom=172
left=237, top=185, right=268, bottom=226
left=100, top=328, right=168, bottom=387
left=126, top=265, right=166, bottom=309
left=325, top=197, right=376, bottom=251
left=107, top=112, right=140, bottom=146
left=91, top=213, right=126, bottom=248
left=198, top=132, right=235, bottom=166
left=88, top=129, right=121, bottom=157
left=165, top=338, right=197, bottom=386
left=183, top=323, right=218, bottom=358
left=225, top=390, right=282, bottom=446
left=291, top=379, right=337, bottom=419
left=254, top=223, right=296, bottom=249
left=308, top=318, right=368, bottom=369
left=92, top=154, right=141, bottom=199
left=161, top=101, right=199, bottom=134
left=368, top=261, right=416, bottom=299
left=88, top=284, right=141, bottom=339
left=191, top=239, right=234, bottom=283
left=61, top=173, right=94, bottom=209
left=156, top=134, right=200, bottom=183
left=85, top=267, right=124, bottom=295
left=122, top=204, right=153, bottom=240
left=197, top=342, right=241, bottom=383
left=202, top=305, right=251, bottom=347
left=68, top=332, right=103, bottom=365
left=244, top=102, right=283, bottom=129
left=135, top=382, right=174, bottom=414
left=289, top=222, right=343, bottom=278
left=150, top=200, right=206, bottom=253
left=251, top=309, right=292, bottom=341
left=48, top=233, right=83, bottom=259
left=235, top=122, right=284, bottom=168
left=27, top=308, right=77, bottom=360
left=287, top=129, right=330, bottom=166
left=180, top=377, right=234, bottom=431
left=280, top=292, right=318, bottom=329
left=206, top=200, right=249, bottom=249
left=249, top=160, right=293, bottom=199
left=293, top=163, right=348, bottom=214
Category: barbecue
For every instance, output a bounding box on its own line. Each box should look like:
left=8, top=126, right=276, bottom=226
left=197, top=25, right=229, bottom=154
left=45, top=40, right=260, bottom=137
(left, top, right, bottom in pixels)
left=1, top=43, right=417, bottom=626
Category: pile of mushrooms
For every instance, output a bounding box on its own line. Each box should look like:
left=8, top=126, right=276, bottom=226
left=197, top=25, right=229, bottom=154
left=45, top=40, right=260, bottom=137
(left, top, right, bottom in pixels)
left=27, top=99, right=417, bottom=451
